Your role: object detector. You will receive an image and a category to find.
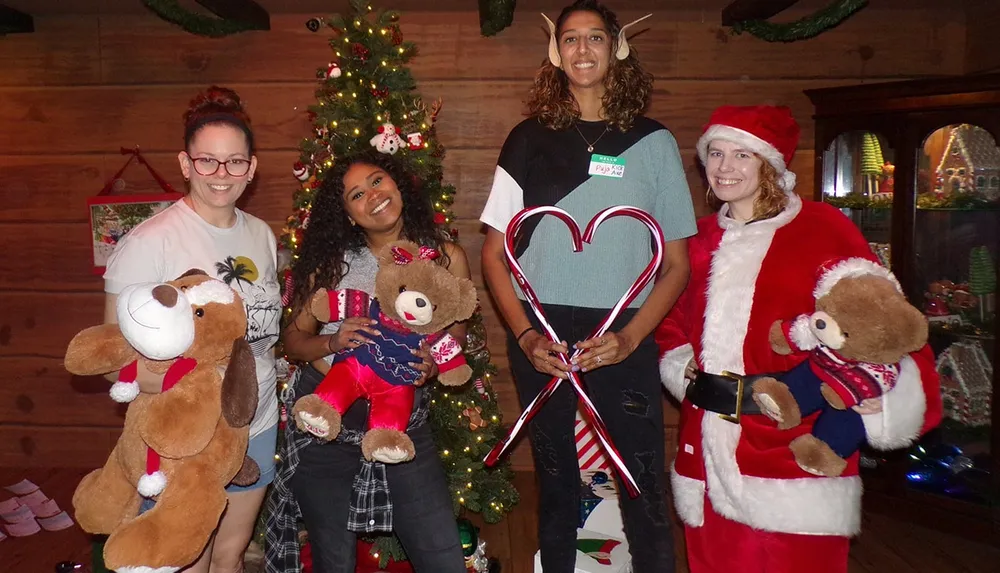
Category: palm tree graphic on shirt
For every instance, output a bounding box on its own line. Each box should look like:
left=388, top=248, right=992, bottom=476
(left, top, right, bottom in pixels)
left=215, top=255, right=279, bottom=357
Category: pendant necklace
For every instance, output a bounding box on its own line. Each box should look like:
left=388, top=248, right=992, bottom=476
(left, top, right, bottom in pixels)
left=574, top=123, right=610, bottom=153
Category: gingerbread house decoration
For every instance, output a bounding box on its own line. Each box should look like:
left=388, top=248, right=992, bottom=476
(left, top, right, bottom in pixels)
left=935, top=124, right=1000, bottom=200
left=937, top=341, right=993, bottom=427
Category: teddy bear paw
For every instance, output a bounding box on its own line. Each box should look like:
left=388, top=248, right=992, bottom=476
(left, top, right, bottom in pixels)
left=361, top=428, right=415, bottom=464
left=789, top=434, right=848, bottom=477
left=295, top=411, right=331, bottom=439
left=751, top=377, right=802, bottom=430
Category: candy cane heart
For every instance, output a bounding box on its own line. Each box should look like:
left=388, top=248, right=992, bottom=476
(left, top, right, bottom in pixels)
left=484, top=205, right=666, bottom=498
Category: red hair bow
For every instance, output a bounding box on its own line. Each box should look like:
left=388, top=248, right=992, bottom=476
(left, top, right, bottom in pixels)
left=391, top=245, right=439, bottom=265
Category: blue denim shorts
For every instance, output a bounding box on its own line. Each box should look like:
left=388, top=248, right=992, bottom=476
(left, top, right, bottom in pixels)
left=140, top=424, right=278, bottom=512
left=227, top=423, right=278, bottom=493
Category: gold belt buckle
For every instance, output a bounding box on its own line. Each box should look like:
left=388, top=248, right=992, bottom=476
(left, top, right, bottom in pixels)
left=718, top=370, right=743, bottom=425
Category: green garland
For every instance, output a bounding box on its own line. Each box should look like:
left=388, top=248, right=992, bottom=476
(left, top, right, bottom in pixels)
left=478, top=0, right=516, bottom=37
left=141, top=0, right=267, bottom=38
left=825, top=193, right=1000, bottom=211
left=731, top=0, right=868, bottom=43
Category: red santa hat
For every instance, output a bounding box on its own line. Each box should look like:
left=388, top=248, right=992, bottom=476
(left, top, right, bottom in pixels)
left=696, top=105, right=801, bottom=193
left=814, top=257, right=901, bottom=300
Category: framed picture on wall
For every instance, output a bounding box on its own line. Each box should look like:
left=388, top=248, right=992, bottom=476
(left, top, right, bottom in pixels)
left=87, top=193, right=183, bottom=275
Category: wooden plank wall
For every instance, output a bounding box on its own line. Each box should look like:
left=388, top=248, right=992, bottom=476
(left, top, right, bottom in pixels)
left=0, top=5, right=966, bottom=470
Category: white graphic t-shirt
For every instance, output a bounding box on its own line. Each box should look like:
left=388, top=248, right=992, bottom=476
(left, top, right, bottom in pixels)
left=104, top=199, right=281, bottom=438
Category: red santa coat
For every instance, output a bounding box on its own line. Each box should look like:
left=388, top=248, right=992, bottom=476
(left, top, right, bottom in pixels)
left=656, top=195, right=941, bottom=537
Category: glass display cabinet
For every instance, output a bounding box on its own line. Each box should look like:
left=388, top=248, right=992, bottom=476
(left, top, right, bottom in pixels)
left=806, top=74, right=1000, bottom=545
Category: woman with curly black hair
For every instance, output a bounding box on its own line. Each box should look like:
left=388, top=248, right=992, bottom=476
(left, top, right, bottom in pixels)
left=265, top=150, right=469, bottom=573
left=480, top=1, right=696, bottom=571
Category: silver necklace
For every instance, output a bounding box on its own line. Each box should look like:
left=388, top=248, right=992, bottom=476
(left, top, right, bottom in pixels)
left=574, top=123, right=610, bottom=153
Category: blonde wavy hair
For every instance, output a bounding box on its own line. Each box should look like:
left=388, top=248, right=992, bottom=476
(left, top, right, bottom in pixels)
left=707, top=158, right=789, bottom=221
left=525, top=1, right=653, bottom=132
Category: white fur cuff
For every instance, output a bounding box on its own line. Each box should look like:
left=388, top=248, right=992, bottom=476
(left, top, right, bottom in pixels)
left=660, top=344, right=694, bottom=402
left=671, top=469, right=705, bottom=527
left=110, top=381, right=140, bottom=403
left=864, top=355, right=926, bottom=450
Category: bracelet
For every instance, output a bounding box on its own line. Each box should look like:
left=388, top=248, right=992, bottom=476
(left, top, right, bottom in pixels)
left=326, top=334, right=337, bottom=353
left=516, top=327, right=535, bottom=343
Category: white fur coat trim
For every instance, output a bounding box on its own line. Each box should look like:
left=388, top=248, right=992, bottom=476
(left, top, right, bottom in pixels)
left=660, top=344, right=693, bottom=402
left=671, top=467, right=705, bottom=527
left=863, top=355, right=927, bottom=450
left=814, top=257, right=901, bottom=299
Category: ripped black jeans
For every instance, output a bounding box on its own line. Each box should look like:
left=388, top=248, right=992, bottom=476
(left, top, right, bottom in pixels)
left=509, top=302, right=675, bottom=573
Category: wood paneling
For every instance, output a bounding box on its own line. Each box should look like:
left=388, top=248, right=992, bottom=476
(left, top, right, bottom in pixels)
left=0, top=425, right=121, bottom=468
left=0, top=4, right=968, bottom=469
left=0, top=292, right=105, bottom=358
left=964, top=1, right=1000, bottom=74
left=0, top=357, right=126, bottom=426
left=0, top=80, right=842, bottom=155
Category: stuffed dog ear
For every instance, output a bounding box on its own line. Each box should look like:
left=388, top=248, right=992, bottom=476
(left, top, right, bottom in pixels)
left=221, top=338, right=258, bottom=428
left=65, top=324, right=139, bottom=376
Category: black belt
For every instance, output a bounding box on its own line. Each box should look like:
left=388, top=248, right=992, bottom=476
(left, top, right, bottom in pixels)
left=685, top=371, right=774, bottom=423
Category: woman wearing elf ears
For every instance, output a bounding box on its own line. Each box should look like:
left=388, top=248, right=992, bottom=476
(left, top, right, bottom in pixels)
left=480, top=1, right=696, bottom=571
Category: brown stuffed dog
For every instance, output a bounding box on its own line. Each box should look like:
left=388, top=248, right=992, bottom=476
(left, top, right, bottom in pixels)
left=293, top=240, right=477, bottom=463
left=751, top=260, right=928, bottom=477
left=64, top=270, right=259, bottom=573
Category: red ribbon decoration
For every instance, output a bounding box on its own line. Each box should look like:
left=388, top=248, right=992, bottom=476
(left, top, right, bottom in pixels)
left=390, top=245, right=440, bottom=265
left=483, top=205, right=665, bottom=498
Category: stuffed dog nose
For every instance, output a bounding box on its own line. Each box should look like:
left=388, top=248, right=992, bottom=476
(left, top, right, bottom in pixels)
left=152, top=284, right=178, bottom=307
left=814, top=319, right=826, bottom=330
left=416, top=298, right=427, bottom=308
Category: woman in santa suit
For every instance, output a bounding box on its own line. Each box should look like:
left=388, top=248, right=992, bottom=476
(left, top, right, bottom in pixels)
left=656, top=105, right=942, bottom=573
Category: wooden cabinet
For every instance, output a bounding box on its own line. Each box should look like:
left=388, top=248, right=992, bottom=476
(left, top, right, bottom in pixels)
left=806, top=74, right=1000, bottom=545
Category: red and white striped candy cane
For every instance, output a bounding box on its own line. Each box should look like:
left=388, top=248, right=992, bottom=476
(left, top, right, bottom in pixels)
left=484, top=206, right=665, bottom=498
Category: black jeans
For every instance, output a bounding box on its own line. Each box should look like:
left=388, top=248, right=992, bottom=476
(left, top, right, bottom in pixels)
left=509, top=301, right=675, bottom=573
left=290, top=367, right=465, bottom=573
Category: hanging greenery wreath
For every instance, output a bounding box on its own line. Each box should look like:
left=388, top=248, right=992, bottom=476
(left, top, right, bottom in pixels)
left=479, top=0, right=516, bottom=37
left=141, top=0, right=267, bottom=38
left=731, top=0, right=868, bottom=43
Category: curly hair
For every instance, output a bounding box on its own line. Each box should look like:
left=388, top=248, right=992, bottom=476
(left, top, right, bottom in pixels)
left=287, top=150, right=451, bottom=318
left=182, top=85, right=254, bottom=153
left=525, top=0, right=653, bottom=132
left=707, top=158, right=790, bottom=221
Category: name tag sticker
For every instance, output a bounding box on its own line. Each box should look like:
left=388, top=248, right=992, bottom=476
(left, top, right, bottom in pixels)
left=588, top=154, right=626, bottom=178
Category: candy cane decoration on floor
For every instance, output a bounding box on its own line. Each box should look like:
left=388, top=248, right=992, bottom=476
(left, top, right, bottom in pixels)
left=483, top=205, right=665, bottom=498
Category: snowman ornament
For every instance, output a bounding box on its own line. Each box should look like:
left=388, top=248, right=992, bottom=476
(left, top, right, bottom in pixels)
left=369, top=122, right=404, bottom=155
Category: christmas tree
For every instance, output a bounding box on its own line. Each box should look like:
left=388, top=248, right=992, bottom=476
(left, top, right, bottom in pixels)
left=276, top=0, right=519, bottom=567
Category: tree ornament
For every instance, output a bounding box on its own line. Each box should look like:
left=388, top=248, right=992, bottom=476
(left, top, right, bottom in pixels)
left=433, top=212, right=446, bottom=225
left=293, top=162, right=311, bottom=182
left=473, top=378, right=491, bottom=401
left=406, top=132, right=424, bottom=150
left=325, top=61, right=342, bottom=79
left=352, top=42, right=371, bottom=61
left=305, top=17, right=322, bottom=32
left=456, top=518, right=478, bottom=557
left=371, top=86, right=390, bottom=98
left=463, top=405, right=486, bottom=430
left=389, top=24, right=404, bottom=45
left=370, top=122, right=404, bottom=154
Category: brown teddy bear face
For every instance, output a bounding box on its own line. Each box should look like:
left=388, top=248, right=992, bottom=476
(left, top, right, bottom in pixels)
left=815, top=275, right=928, bottom=364
left=374, top=241, right=478, bottom=335
left=174, top=273, right=248, bottom=363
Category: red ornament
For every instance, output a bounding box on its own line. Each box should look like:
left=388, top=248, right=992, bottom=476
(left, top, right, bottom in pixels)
left=389, top=25, right=403, bottom=45
left=370, top=86, right=390, bottom=98
left=352, top=43, right=370, bottom=61
left=433, top=212, right=446, bottom=225
left=310, top=179, right=321, bottom=189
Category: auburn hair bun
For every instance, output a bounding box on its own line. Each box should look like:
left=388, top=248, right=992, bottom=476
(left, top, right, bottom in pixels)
left=183, top=85, right=251, bottom=128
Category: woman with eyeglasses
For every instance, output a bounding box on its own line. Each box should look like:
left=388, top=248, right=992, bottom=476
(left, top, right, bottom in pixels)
left=101, top=85, right=282, bottom=572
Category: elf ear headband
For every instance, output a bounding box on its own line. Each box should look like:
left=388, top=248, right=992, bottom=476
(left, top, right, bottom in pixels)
left=542, top=12, right=652, bottom=67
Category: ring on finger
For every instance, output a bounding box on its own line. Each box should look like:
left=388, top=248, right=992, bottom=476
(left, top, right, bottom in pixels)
left=596, top=356, right=603, bottom=364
